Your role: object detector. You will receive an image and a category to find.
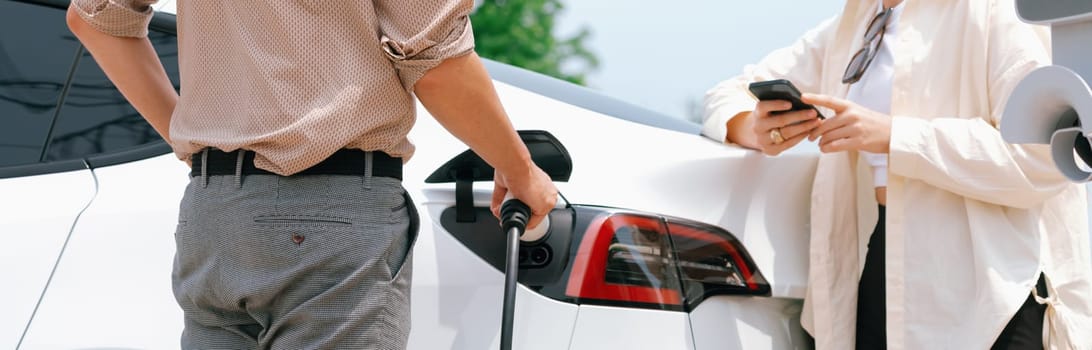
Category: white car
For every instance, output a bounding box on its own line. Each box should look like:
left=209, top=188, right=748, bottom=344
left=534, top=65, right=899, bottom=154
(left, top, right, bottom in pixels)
left=0, top=1, right=817, bottom=349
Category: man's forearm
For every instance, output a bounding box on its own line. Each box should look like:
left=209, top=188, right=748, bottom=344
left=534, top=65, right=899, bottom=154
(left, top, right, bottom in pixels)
left=414, top=52, right=535, bottom=176
left=66, top=6, right=177, bottom=142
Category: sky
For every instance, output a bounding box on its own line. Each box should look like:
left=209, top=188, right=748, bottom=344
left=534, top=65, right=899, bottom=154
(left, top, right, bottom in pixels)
left=554, top=0, right=845, bottom=122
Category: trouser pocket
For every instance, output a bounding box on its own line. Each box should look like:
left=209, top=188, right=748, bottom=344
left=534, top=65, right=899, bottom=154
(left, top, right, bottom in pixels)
left=386, top=190, right=419, bottom=281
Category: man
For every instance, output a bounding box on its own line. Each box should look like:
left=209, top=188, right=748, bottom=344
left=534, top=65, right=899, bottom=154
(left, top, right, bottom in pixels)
left=703, top=0, right=1092, bottom=348
left=67, top=1, right=557, bottom=348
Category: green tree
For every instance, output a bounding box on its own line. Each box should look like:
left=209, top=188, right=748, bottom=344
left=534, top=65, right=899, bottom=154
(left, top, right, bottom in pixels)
left=471, top=0, right=599, bottom=85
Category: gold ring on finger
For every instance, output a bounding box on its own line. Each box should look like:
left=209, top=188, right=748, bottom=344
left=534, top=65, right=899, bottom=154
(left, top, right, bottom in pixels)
left=769, top=128, right=785, bottom=145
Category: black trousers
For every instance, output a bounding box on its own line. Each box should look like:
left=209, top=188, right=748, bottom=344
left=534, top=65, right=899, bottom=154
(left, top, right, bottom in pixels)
left=855, top=206, right=1047, bottom=349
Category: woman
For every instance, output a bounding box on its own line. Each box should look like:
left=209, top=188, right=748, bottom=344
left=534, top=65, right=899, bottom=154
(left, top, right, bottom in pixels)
left=703, top=0, right=1092, bottom=348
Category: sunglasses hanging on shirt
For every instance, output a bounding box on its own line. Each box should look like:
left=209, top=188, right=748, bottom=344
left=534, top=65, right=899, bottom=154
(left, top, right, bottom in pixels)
left=842, top=7, right=895, bottom=84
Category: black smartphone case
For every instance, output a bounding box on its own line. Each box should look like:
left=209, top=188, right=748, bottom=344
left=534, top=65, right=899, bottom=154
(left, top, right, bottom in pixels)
left=747, top=79, right=826, bottom=119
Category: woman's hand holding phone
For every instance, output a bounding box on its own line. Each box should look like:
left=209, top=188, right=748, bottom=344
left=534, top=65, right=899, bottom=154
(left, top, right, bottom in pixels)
left=749, top=100, right=823, bottom=156
left=742, top=79, right=824, bottom=156
left=740, top=80, right=892, bottom=155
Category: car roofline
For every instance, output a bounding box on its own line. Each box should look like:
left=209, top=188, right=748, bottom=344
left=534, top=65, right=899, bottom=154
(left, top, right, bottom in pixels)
left=481, top=60, right=700, bottom=134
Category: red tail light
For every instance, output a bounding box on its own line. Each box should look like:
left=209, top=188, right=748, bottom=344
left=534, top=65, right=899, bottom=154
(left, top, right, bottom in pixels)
left=565, top=212, right=769, bottom=311
left=565, top=213, right=684, bottom=308
left=666, top=218, right=770, bottom=306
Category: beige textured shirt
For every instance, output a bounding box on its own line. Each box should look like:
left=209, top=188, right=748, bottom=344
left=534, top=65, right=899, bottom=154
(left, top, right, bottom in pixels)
left=704, top=0, right=1092, bottom=348
left=72, top=0, right=476, bottom=175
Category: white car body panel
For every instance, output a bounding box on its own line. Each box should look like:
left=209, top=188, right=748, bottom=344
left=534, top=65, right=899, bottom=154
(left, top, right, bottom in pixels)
left=0, top=170, right=96, bottom=349
left=406, top=80, right=814, bottom=349
left=18, top=156, right=187, bottom=349
left=431, top=81, right=816, bottom=299
left=689, top=296, right=809, bottom=350
left=568, top=305, right=694, bottom=349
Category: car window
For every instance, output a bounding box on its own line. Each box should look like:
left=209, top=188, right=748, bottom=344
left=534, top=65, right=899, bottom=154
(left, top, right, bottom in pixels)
left=45, top=31, right=179, bottom=162
left=0, top=1, right=80, bottom=167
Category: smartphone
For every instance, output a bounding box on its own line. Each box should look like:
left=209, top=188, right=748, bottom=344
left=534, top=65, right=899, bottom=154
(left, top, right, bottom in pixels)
left=747, top=79, right=826, bottom=119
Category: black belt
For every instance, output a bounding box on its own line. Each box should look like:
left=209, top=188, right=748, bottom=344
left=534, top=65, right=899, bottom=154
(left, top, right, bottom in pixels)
left=190, top=148, right=402, bottom=180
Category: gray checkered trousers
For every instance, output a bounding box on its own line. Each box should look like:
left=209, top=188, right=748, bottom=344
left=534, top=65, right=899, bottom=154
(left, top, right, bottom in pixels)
left=173, top=153, right=418, bottom=349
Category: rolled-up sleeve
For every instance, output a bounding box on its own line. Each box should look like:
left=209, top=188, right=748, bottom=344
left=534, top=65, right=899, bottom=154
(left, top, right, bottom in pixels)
left=374, top=0, right=476, bottom=91
left=70, top=0, right=157, bottom=38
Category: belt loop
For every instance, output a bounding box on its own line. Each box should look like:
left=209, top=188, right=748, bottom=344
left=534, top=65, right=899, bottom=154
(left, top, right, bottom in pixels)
left=364, top=151, right=374, bottom=190
left=234, top=150, right=245, bottom=188
left=200, top=148, right=209, bottom=188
